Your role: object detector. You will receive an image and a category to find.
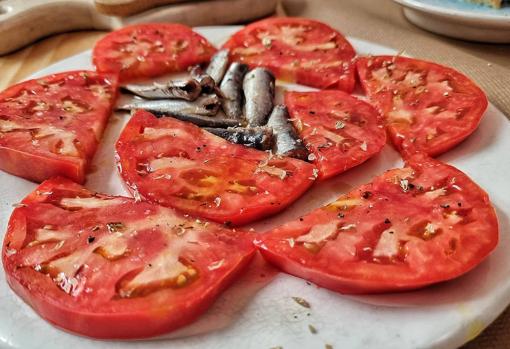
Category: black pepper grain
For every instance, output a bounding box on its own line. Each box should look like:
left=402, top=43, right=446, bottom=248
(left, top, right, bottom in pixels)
left=361, top=191, right=372, bottom=199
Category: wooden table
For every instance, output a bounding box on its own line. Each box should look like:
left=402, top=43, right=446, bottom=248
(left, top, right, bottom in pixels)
left=0, top=31, right=105, bottom=90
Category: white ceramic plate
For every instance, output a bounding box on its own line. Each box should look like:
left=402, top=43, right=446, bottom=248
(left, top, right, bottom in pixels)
left=1, top=26, right=509, bottom=349
left=393, top=0, right=510, bottom=43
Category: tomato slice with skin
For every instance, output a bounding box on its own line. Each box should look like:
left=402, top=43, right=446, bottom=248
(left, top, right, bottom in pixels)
left=222, top=17, right=356, bottom=92
left=93, top=23, right=216, bottom=82
left=0, top=70, right=118, bottom=183
left=115, top=110, right=317, bottom=226
left=2, top=177, right=256, bottom=339
left=356, top=55, right=488, bottom=158
left=285, top=91, right=386, bottom=180
left=255, top=154, right=498, bottom=293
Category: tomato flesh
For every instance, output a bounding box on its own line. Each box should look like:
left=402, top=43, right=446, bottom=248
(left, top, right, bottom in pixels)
left=356, top=56, right=488, bottom=157
left=223, top=17, right=356, bottom=92
left=2, top=177, right=256, bottom=338
left=255, top=154, right=498, bottom=293
left=115, top=110, right=317, bottom=226
left=0, top=71, right=118, bottom=183
left=285, top=91, right=386, bottom=180
left=93, top=23, right=216, bottom=82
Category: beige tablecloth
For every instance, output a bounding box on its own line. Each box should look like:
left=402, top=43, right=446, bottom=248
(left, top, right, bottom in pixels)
left=0, top=0, right=508, bottom=348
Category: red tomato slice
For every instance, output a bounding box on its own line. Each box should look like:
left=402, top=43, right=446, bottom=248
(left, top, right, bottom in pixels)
left=356, top=56, right=488, bottom=157
left=93, top=23, right=216, bottom=82
left=2, top=177, right=256, bottom=339
left=0, top=71, right=118, bottom=183
left=115, top=110, right=317, bottom=226
left=222, top=17, right=356, bottom=92
left=255, top=154, right=498, bottom=293
left=285, top=91, right=386, bottom=180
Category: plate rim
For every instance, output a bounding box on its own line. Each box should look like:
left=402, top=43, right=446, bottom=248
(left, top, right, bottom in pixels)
left=393, top=0, right=510, bottom=26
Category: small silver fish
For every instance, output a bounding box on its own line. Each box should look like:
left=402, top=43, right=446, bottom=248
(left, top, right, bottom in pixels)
left=205, top=49, right=230, bottom=84
left=243, top=68, right=275, bottom=127
left=160, top=114, right=241, bottom=128
left=220, top=62, right=249, bottom=120
left=204, top=126, right=273, bottom=150
left=267, top=105, right=308, bottom=160
left=122, top=79, right=202, bottom=101
left=117, top=94, right=221, bottom=116
left=189, top=65, right=216, bottom=94
left=117, top=94, right=239, bottom=127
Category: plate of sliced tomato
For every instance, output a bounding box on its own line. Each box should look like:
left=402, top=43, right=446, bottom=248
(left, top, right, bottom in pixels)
left=0, top=23, right=509, bottom=349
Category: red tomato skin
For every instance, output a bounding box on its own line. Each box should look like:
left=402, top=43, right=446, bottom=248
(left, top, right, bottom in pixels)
left=356, top=56, right=488, bottom=158
left=0, top=71, right=118, bottom=184
left=2, top=177, right=257, bottom=339
left=4, top=244, right=255, bottom=339
left=115, top=110, right=316, bottom=226
left=222, top=17, right=356, bottom=92
left=93, top=23, right=216, bottom=82
left=285, top=90, right=386, bottom=180
left=255, top=154, right=498, bottom=294
left=0, top=146, right=86, bottom=183
left=256, top=247, right=421, bottom=294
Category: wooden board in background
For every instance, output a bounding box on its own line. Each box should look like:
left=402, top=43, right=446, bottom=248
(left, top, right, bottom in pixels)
left=0, top=0, right=276, bottom=55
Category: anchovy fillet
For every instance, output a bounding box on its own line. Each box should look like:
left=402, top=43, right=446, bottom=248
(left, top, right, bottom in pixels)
left=204, top=126, right=273, bottom=150
left=117, top=94, right=221, bottom=116
left=243, top=68, right=275, bottom=127
left=189, top=65, right=216, bottom=94
left=122, top=79, right=202, bottom=101
left=220, top=62, right=249, bottom=120
left=267, top=105, right=308, bottom=160
left=117, top=95, right=240, bottom=128
left=159, top=114, right=241, bottom=128
left=205, top=49, right=230, bottom=84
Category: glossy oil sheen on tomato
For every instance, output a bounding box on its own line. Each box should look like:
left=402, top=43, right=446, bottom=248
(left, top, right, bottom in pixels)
left=223, top=17, right=357, bottom=92
left=115, top=110, right=317, bottom=225
left=356, top=56, right=488, bottom=157
left=2, top=177, right=256, bottom=338
left=255, top=154, right=498, bottom=293
left=93, top=23, right=216, bottom=82
left=285, top=90, right=386, bottom=180
left=0, top=70, right=118, bottom=183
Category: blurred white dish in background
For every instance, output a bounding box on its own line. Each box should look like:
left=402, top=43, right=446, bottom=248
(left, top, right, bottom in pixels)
left=393, top=0, right=510, bottom=43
